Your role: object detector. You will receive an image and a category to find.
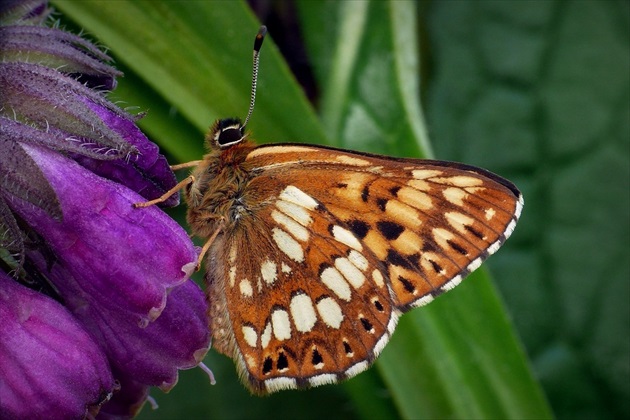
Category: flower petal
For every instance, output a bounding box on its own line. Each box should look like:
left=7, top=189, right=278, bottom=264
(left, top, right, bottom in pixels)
left=10, top=143, right=197, bottom=324
left=24, top=253, right=211, bottom=390
left=0, top=272, right=115, bottom=418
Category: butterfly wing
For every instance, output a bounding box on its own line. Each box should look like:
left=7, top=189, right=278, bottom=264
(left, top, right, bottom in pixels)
left=208, top=144, right=523, bottom=394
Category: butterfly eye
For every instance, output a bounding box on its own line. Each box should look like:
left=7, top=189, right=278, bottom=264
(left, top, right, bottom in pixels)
left=215, top=118, right=245, bottom=148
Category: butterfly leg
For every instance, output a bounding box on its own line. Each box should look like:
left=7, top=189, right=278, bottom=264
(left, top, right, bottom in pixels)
left=195, top=218, right=225, bottom=270
left=133, top=176, right=195, bottom=208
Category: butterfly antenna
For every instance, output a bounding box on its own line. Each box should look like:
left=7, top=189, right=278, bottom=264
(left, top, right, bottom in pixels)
left=242, top=25, right=267, bottom=129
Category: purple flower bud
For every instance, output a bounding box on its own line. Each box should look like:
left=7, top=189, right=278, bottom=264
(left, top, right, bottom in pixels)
left=0, top=62, right=179, bottom=206
left=0, top=0, right=50, bottom=26
left=0, top=25, right=122, bottom=90
left=0, top=272, right=115, bottom=418
left=73, top=97, right=180, bottom=207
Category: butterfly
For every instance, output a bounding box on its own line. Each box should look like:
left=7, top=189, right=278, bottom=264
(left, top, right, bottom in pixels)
left=136, top=26, right=523, bottom=395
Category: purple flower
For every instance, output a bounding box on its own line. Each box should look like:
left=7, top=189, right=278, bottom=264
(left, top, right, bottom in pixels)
left=0, top=272, right=115, bottom=418
left=0, top=1, right=211, bottom=417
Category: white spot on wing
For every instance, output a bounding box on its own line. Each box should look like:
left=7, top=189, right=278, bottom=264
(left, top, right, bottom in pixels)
left=420, top=252, right=446, bottom=275
left=407, top=179, right=431, bottom=191
left=331, top=225, right=363, bottom=251
left=229, top=265, right=236, bottom=287
left=445, top=211, right=475, bottom=234
left=272, top=228, right=304, bottom=262
left=320, top=267, right=352, bottom=301
left=467, top=257, right=483, bottom=273
left=505, top=218, right=517, bottom=237
left=247, top=145, right=315, bottom=158
left=271, top=309, right=291, bottom=341
left=242, top=325, right=258, bottom=348
left=441, top=274, right=463, bottom=291
left=411, top=294, right=435, bottom=307
left=290, top=293, right=317, bottom=332
left=272, top=210, right=309, bottom=241
left=335, top=257, right=365, bottom=289
left=412, top=169, right=443, bottom=179
left=275, top=201, right=313, bottom=227
left=335, top=155, right=370, bottom=166
left=433, top=175, right=484, bottom=187
left=261, top=260, right=278, bottom=285
left=515, top=194, right=525, bottom=219
left=348, top=250, right=368, bottom=271
left=316, top=297, right=344, bottom=329
left=433, top=227, right=455, bottom=250
left=443, top=187, right=467, bottom=206
left=386, top=313, right=399, bottom=334
left=398, top=186, right=433, bottom=210
left=485, top=207, right=496, bottom=220
left=279, top=185, right=319, bottom=210
left=229, top=243, right=238, bottom=264
left=487, top=239, right=503, bottom=255
left=372, top=269, right=385, bottom=287
left=261, top=321, right=272, bottom=349
left=239, top=279, right=253, bottom=297
left=385, top=200, right=422, bottom=228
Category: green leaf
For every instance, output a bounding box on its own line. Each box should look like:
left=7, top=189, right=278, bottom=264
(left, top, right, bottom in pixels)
left=52, top=0, right=555, bottom=418
left=53, top=0, right=327, bottom=159
left=426, top=0, right=630, bottom=418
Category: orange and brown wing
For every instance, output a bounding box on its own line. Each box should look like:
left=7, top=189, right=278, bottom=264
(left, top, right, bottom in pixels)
left=211, top=144, right=523, bottom=394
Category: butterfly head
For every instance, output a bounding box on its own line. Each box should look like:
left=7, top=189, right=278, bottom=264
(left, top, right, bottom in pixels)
left=211, top=118, right=247, bottom=149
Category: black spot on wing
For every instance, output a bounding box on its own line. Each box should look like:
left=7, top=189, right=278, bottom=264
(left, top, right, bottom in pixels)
left=429, top=259, right=443, bottom=274
left=263, top=357, right=273, bottom=375
left=386, top=249, right=414, bottom=270
left=312, top=348, right=323, bottom=365
left=343, top=341, right=353, bottom=355
left=360, top=317, right=374, bottom=332
left=376, top=220, right=405, bottom=240
left=373, top=299, right=384, bottom=312
left=465, top=224, right=485, bottom=240
left=346, top=219, right=370, bottom=239
left=399, top=276, right=416, bottom=293
left=361, top=185, right=369, bottom=202
left=277, top=352, right=289, bottom=370
left=447, top=239, right=468, bottom=255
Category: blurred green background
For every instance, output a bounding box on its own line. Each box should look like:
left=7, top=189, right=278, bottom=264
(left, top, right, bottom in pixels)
left=53, top=1, right=628, bottom=418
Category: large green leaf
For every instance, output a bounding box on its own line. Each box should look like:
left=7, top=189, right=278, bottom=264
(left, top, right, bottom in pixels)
left=426, top=1, right=630, bottom=418
left=52, top=0, right=556, bottom=418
